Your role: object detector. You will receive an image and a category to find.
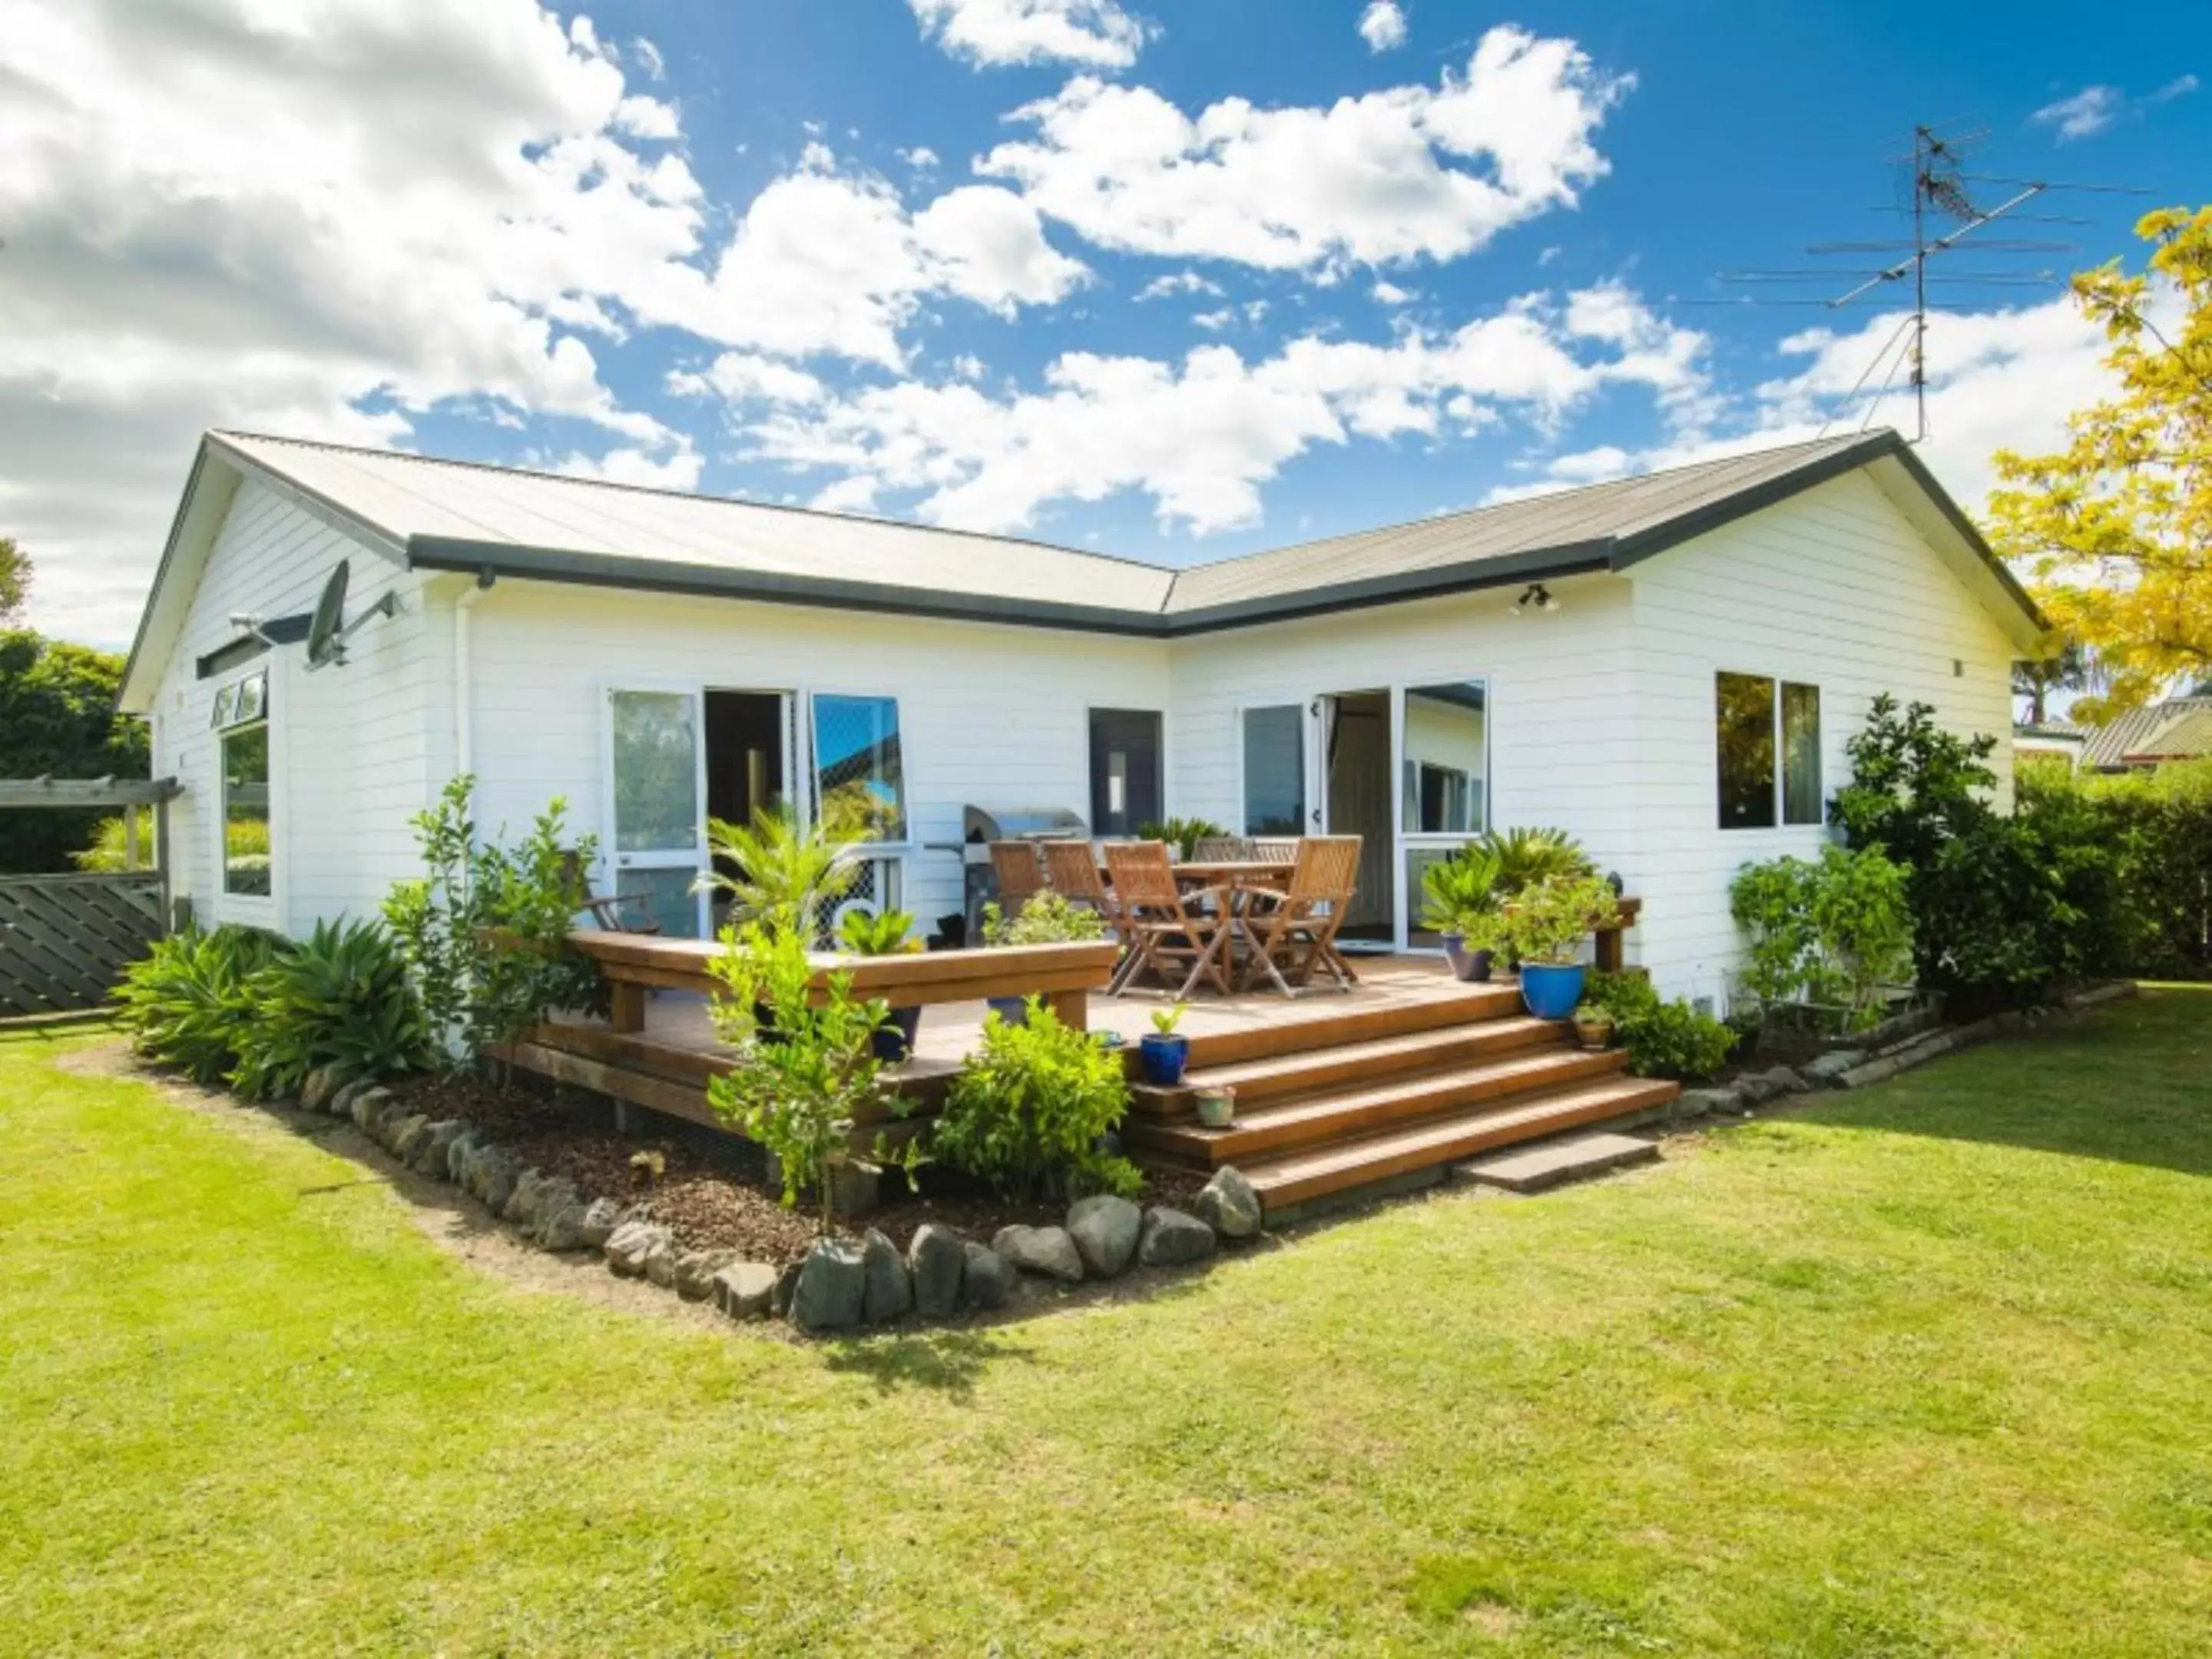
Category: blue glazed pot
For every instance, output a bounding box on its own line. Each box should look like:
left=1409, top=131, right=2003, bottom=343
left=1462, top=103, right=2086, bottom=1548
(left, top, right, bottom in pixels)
left=1518, top=962, right=1587, bottom=1021
left=1138, top=1032, right=1190, bottom=1088
left=985, top=995, right=1031, bottom=1028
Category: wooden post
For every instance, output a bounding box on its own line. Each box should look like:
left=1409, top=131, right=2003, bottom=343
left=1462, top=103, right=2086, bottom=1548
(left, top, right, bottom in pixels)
left=124, top=806, right=141, bottom=872
left=610, top=979, right=647, bottom=1034
left=1047, top=988, right=1088, bottom=1031
left=154, top=798, right=172, bottom=932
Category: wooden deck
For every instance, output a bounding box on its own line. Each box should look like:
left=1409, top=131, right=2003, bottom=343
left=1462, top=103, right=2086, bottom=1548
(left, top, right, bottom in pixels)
left=502, top=950, right=1677, bottom=1217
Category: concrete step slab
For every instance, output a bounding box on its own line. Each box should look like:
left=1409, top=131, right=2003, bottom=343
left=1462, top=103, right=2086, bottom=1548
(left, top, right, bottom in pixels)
left=1452, top=1131, right=1659, bottom=1194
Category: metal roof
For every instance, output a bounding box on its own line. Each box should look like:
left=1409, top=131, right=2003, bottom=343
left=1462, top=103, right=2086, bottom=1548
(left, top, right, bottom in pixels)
left=121, top=425, right=2040, bottom=710
left=2080, top=698, right=2212, bottom=768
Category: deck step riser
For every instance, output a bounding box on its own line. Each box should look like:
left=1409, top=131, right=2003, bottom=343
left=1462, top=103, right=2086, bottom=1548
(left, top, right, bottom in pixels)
left=1254, top=1081, right=1682, bottom=1211
left=1123, top=1049, right=1631, bottom=1166
left=1177, top=982, right=1530, bottom=1069
left=1128, top=1018, right=1570, bottom=1120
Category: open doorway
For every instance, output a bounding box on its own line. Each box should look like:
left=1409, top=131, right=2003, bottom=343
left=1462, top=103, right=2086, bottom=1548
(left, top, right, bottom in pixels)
left=1316, top=689, right=1394, bottom=945
left=704, top=690, right=788, bottom=917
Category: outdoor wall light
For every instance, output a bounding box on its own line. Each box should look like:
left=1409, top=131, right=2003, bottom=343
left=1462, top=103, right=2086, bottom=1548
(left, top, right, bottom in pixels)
left=1512, top=582, right=1560, bottom=615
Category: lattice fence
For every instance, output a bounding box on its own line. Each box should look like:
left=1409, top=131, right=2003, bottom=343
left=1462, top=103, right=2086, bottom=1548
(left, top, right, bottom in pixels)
left=0, top=873, right=166, bottom=1017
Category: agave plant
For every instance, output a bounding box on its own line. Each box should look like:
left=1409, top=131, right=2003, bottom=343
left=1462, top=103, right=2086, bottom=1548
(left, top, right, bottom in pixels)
left=1419, top=845, right=1504, bottom=935
left=704, top=803, right=860, bottom=938
left=1475, top=826, right=1594, bottom=898
left=229, top=917, right=429, bottom=1100
left=112, top=926, right=278, bottom=1084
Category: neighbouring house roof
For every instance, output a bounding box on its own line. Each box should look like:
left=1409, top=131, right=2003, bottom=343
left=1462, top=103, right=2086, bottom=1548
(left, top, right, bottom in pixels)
left=120, top=425, right=2047, bottom=710
left=2015, top=720, right=2088, bottom=749
left=2078, top=698, right=2212, bottom=770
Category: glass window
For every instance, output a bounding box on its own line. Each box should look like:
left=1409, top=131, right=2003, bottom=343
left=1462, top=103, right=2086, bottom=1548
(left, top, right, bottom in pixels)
left=1241, top=705, right=1305, bottom=835
left=1402, top=681, right=1488, bottom=834
left=1782, top=682, right=1823, bottom=825
left=609, top=690, right=700, bottom=853
left=1717, top=673, right=1777, bottom=830
left=222, top=723, right=271, bottom=896
left=813, top=694, right=906, bottom=842
left=1088, top=708, right=1161, bottom=838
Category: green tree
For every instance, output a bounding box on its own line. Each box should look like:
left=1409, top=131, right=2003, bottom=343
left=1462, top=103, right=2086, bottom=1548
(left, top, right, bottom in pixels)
left=0, top=629, right=151, bottom=873
left=0, top=537, right=28, bottom=624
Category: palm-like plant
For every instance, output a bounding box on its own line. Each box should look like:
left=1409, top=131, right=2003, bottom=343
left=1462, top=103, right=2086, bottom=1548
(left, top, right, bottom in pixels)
left=704, top=804, right=859, bottom=936
left=1475, top=826, right=1593, bottom=897
left=1419, top=845, right=1503, bottom=934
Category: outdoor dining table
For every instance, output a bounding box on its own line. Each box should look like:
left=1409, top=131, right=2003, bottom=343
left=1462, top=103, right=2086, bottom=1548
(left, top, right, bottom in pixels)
left=1097, top=857, right=1293, bottom=994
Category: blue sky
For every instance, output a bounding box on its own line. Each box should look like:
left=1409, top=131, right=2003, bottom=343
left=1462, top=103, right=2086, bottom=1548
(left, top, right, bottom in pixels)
left=4, top=1, right=2207, bottom=646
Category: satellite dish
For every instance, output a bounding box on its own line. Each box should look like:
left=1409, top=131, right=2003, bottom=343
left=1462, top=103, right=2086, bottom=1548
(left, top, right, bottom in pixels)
left=306, top=561, right=350, bottom=670
left=303, top=560, right=399, bottom=672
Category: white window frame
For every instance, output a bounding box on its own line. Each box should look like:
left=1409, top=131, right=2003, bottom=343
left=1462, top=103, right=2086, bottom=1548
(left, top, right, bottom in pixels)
left=210, top=662, right=280, bottom=931
left=1084, top=703, right=1166, bottom=839
left=1393, top=675, right=1495, bottom=952
left=1715, top=669, right=1825, bottom=833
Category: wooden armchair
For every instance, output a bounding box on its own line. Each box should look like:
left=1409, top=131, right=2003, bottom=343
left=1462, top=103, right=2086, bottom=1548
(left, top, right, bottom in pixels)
left=1043, top=839, right=1127, bottom=946
left=1102, top=841, right=1235, bottom=998
left=988, top=840, right=1048, bottom=918
left=1243, top=835, right=1363, bottom=995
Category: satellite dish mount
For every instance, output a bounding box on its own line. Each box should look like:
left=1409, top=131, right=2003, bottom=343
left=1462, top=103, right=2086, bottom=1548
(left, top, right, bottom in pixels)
left=305, top=560, right=400, bottom=671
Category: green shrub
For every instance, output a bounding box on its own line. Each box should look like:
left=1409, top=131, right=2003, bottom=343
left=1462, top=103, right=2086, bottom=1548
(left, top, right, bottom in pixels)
left=2018, top=758, right=2211, bottom=980
left=706, top=922, right=893, bottom=1236
left=982, top=890, right=1107, bottom=945
left=228, top=919, right=429, bottom=1100
left=1474, top=825, right=1594, bottom=894
left=1136, top=817, right=1227, bottom=859
left=1729, top=845, right=1914, bottom=1031
left=935, top=1001, right=1138, bottom=1204
left=1419, top=844, right=1502, bottom=936
left=1505, top=872, right=1620, bottom=965
left=1585, top=972, right=1738, bottom=1084
left=113, top=926, right=277, bottom=1083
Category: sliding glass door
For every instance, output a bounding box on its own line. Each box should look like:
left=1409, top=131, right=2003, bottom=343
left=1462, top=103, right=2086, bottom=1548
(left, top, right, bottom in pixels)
left=1397, top=679, right=1490, bottom=950
left=602, top=686, right=708, bottom=939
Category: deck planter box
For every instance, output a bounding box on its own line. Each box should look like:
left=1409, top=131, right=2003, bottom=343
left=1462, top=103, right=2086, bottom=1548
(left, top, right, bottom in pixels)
left=1138, top=1031, right=1190, bottom=1088
left=1518, top=962, right=1586, bottom=1022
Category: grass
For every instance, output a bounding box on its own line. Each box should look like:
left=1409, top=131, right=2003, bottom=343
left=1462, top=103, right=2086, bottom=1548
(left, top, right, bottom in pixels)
left=2, top=992, right=2209, bottom=1656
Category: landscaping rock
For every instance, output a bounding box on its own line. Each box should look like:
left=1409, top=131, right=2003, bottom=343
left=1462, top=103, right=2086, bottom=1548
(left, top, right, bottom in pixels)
left=1138, top=1207, right=1217, bottom=1269
left=527, top=1178, right=584, bottom=1250
left=1672, top=1086, right=1743, bottom=1120
left=992, top=1224, right=1084, bottom=1283
left=860, top=1229, right=912, bottom=1323
left=409, top=1120, right=465, bottom=1177
left=1800, top=1049, right=1866, bottom=1087
left=1741, top=1065, right=1808, bottom=1102
left=577, top=1197, right=624, bottom=1250
left=300, top=1065, right=346, bottom=1113
left=603, top=1220, right=671, bottom=1279
left=907, top=1224, right=965, bottom=1318
left=467, top=1144, right=525, bottom=1214
left=772, top=1259, right=804, bottom=1317
left=960, top=1240, right=1010, bottom=1311
left=502, top=1167, right=549, bottom=1226
left=381, top=1113, right=428, bottom=1158
left=714, top=1260, right=779, bottom=1320
left=444, top=1128, right=481, bottom=1184
left=329, top=1077, right=377, bottom=1119
left=790, top=1237, right=867, bottom=1334
left=674, top=1248, right=737, bottom=1301
left=1194, top=1168, right=1263, bottom=1240
left=641, top=1235, right=680, bottom=1289
left=1066, top=1194, right=1142, bottom=1277
left=349, top=1086, right=396, bottom=1131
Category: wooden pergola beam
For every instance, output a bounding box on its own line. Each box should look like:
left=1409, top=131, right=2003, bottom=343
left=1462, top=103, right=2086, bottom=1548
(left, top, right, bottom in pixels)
left=0, top=777, right=181, bottom=808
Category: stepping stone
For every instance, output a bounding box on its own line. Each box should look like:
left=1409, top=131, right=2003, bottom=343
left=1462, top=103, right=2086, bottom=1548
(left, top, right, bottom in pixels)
left=1452, top=1132, right=1658, bottom=1194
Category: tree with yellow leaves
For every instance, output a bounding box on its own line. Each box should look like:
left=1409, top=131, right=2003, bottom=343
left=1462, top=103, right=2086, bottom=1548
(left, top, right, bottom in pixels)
left=1988, top=207, right=2212, bottom=719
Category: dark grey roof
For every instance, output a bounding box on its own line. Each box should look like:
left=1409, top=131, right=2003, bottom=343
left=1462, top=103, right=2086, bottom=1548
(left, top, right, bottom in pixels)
left=161, top=424, right=2039, bottom=649
left=2079, top=698, right=2212, bottom=768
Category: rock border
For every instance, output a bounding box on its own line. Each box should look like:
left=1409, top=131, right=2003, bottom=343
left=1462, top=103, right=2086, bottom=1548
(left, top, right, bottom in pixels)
left=290, top=1068, right=1263, bottom=1338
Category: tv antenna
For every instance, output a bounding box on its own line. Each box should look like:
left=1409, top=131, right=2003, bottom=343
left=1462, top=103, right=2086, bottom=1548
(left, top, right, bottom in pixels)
left=1695, top=123, right=2146, bottom=442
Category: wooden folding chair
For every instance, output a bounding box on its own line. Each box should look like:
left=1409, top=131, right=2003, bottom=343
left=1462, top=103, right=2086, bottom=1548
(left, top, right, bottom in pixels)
left=1243, top=836, right=1363, bottom=995
left=1191, top=836, right=1258, bottom=862
left=1251, top=839, right=1299, bottom=866
left=1102, top=841, right=1235, bottom=998
left=1043, top=839, right=1131, bottom=962
left=988, top=840, right=1047, bottom=918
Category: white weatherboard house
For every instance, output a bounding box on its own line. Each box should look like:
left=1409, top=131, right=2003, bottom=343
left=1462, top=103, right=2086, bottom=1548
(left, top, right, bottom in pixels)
left=118, top=428, right=2044, bottom=1011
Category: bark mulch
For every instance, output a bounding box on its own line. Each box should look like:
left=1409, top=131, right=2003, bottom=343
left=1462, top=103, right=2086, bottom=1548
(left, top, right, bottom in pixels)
left=389, top=1072, right=1207, bottom=1268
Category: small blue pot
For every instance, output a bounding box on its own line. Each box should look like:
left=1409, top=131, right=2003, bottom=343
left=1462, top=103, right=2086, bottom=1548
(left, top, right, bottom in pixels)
left=1518, top=962, right=1587, bottom=1021
left=985, top=995, right=1031, bottom=1028
left=1138, top=1032, right=1190, bottom=1088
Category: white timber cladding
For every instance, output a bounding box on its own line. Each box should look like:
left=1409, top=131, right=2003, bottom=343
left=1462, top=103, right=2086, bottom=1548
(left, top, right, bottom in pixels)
left=1625, top=468, right=2017, bottom=1008
left=456, top=581, right=1171, bottom=929
left=147, top=479, right=435, bottom=935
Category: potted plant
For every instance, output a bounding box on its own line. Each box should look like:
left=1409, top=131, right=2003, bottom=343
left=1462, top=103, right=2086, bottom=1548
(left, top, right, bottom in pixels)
left=1193, top=1081, right=1236, bottom=1128
left=837, top=906, right=924, bottom=1061
left=981, top=892, right=1107, bottom=1026
left=1139, top=1001, right=1190, bottom=1087
left=1571, top=1001, right=1616, bottom=1051
left=1420, top=846, right=1505, bottom=981
left=1505, top=872, right=1619, bottom=1021
left=1136, top=816, right=1227, bottom=860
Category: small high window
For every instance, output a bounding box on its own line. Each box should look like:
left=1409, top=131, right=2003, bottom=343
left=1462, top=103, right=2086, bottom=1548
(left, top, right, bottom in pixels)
left=1089, top=708, right=1163, bottom=838
left=1717, top=673, right=1822, bottom=830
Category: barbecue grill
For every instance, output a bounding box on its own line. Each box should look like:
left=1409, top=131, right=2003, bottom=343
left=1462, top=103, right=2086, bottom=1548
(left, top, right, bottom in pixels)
left=935, top=803, right=1091, bottom=939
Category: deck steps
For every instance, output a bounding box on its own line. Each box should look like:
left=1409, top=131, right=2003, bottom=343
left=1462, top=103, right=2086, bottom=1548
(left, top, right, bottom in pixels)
left=1128, top=1015, right=1564, bottom=1120
left=1171, top=980, right=1528, bottom=1069
left=1242, top=1075, right=1683, bottom=1211
left=1124, top=1045, right=1632, bottom=1167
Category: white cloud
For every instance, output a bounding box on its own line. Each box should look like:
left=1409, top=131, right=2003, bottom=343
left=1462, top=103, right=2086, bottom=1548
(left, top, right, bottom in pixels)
left=1192, top=307, right=1235, bottom=332
left=1358, top=2, right=1408, bottom=54
left=554, top=440, right=704, bottom=489
left=1136, top=270, right=1226, bottom=301
left=1371, top=279, right=1414, bottom=305
left=666, top=353, right=826, bottom=406
left=899, top=146, right=942, bottom=170
left=2032, top=84, right=2123, bottom=141
left=0, top=0, right=710, bottom=645
left=2147, top=73, right=2200, bottom=105
left=908, top=0, right=1149, bottom=69
left=630, top=36, right=666, bottom=80
left=740, top=284, right=1708, bottom=535
left=979, top=27, right=1632, bottom=276
left=810, top=475, right=884, bottom=515
left=614, top=93, right=681, bottom=138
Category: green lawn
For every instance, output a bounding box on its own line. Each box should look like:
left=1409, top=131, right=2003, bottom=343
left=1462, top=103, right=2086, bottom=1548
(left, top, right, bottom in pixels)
left=2, top=993, right=2209, bottom=1656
